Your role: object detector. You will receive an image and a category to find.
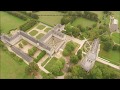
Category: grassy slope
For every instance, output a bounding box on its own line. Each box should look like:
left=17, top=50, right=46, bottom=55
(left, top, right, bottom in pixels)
left=0, top=11, right=26, bottom=34
left=35, top=11, right=64, bottom=26
left=99, top=45, right=120, bottom=66
left=0, top=48, right=33, bottom=79
left=111, top=33, right=120, bottom=44
left=72, top=17, right=96, bottom=28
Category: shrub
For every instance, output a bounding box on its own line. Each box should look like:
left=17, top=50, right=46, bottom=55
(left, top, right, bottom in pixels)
left=19, top=43, right=23, bottom=48
left=34, top=50, right=46, bottom=63
left=28, top=46, right=37, bottom=56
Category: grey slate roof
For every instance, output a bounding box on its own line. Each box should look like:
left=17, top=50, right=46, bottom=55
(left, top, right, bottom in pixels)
left=11, top=46, right=33, bottom=62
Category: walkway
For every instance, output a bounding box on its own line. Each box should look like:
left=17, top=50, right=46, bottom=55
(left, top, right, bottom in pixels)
left=37, top=55, right=50, bottom=73
left=97, top=57, right=120, bottom=70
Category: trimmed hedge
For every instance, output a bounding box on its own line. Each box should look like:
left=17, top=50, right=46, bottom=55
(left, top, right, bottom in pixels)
left=28, top=46, right=37, bottom=56
left=20, top=11, right=39, bottom=19
left=20, top=20, right=38, bottom=31
left=6, top=11, right=27, bottom=21
left=34, top=50, right=46, bottom=63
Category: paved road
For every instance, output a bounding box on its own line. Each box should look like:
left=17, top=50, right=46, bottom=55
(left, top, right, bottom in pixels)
left=97, top=57, right=120, bottom=70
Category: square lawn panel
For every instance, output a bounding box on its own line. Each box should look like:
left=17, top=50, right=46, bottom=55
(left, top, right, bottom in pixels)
left=44, top=57, right=57, bottom=72
left=36, top=33, right=45, bottom=39
left=37, top=25, right=46, bottom=30
left=44, top=28, right=51, bottom=32
left=29, top=30, right=38, bottom=36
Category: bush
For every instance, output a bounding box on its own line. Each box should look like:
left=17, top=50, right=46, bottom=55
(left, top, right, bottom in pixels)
left=70, top=54, right=79, bottom=64
left=19, top=43, right=23, bottom=48
left=20, top=20, right=38, bottom=31
left=34, top=50, right=46, bottom=63
left=28, top=46, right=37, bottom=56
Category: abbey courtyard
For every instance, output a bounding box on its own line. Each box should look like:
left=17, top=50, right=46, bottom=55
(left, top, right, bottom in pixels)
left=0, top=11, right=120, bottom=79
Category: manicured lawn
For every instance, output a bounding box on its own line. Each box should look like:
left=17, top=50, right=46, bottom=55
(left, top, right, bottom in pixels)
left=44, top=28, right=51, bottom=32
left=99, top=46, right=120, bottom=66
left=111, top=33, right=120, bottom=44
left=45, top=57, right=57, bottom=71
left=41, top=58, right=50, bottom=66
left=0, top=11, right=26, bottom=34
left=37, top=25, right=46, bottom=30
left=0, top=48, right=33, bottom=79
left=35, top=11, right=64, bottom=26
left=36, top=33, right=45, bottom=39
left=29, top=30, right=38, bottom=36
left=72, top=17, right=96, bottom=28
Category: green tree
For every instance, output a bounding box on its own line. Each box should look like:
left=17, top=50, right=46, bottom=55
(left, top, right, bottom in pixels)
left=25, top=62, right=39, bottom=76
left=70, top=54, right=79, bottom=64
left=103, top=41, right=113, bottom=52
left=90, top=67, right=103, bottom=79
left=77, top=49, right=82, bottom=59
left=112, top=44, right=118, bottom=51
left=62, top=49, right=69, bottom=56
left=72, top=27, right=80, bottom=37
left=19, top=43, right=23, bottom=48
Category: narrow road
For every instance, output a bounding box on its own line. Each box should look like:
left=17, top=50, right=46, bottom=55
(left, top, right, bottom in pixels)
left=97, top=57, right=120, bottom=70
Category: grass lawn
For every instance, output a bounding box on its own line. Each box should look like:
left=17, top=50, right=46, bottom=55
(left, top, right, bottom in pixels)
left=72, top=17, right=96, bottom=28
left=90, top=11, right=104, bottom=19
left=35, top=11, right=64, bottom=26
left=0, top=48, right=33, bottom=79
left=111, top=33, right=120, bottom=44
left=0, top=11, right=26, bottom=34
left=36, top=33, right=45, bottom=39
left=45, top=57, right=57, bottom=71
left=112, top=11, right=120, bottom=28
left=29, top=30, right=38, bottom=36
left=37, top=25, right=46, bottom=30
left=44, top=28, right=51, bottom=32
left=41, top=58, right=50, bottom=66
left=99, top=45, right=120, bottom=66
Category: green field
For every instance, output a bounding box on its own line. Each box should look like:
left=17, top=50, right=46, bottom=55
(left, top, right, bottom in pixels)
left=29, top=30, right=38, bottom=36
left=0, top=11, right=26, bottom=34
left=72, top=17, right=96, bottom=28
left=35, top=11, right=64, bottom=26
left=45, top=57, right=57, bottom=71
left=0, top=48, right=33, bottom=79
left=111, top=33, right=120, bottom=44
left=41, top=58, right=50, bottom=66
left=36, top=33, right=44, bottom=39
left=99, top=46, right=120, bottom=66
left=37, top=25, right=46, bottom=30
left=44, top=28, right=51, bottom=32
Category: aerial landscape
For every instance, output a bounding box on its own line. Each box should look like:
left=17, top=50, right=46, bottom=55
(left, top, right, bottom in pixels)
left=0, top=11, right=120, bottom=79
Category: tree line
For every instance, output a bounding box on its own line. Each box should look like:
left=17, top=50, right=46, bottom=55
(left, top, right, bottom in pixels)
left=20, top=11, right=39, bottom=19
left=20, top=20, right=38, bottom=31
left=6, top=11, right=27, bottom=21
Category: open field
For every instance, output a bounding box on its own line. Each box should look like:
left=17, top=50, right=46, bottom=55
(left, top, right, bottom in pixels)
left=99, top=45, right=120, bottom=66
left=35, top=11, right=64, bottom=26
left=0, top=48, right=33, bottom=79
left=72, top=17, right=96, bottom=28
left=111, top=33, right=120, bottom=44
left=0, top=11, right=26, bottom=34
